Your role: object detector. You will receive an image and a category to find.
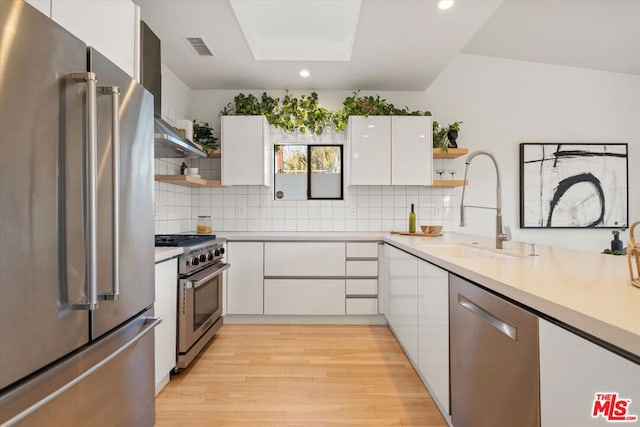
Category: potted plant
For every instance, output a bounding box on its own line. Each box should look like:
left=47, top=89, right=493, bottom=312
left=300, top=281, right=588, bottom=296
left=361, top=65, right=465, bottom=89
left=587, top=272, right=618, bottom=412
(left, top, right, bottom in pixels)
left=332, top=91, right=432, bottom=131
left=192, top=120, right=219, bottom=156
left=432, top=121, right=463, bottom=151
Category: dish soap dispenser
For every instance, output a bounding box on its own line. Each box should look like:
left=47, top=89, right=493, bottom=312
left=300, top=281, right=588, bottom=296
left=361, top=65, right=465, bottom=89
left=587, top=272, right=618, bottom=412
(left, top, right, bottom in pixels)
left=409, top=203, right=416, bottom=233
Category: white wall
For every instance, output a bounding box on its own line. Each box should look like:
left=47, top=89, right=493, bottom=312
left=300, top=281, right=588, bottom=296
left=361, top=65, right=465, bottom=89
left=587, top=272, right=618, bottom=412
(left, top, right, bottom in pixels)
left=425, top=53, right=640, bottom=252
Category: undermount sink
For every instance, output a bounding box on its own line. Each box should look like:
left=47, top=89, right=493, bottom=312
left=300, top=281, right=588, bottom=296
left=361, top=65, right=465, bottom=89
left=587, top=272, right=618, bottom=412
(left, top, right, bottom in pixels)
left=424, top=244, right=528, bottom=260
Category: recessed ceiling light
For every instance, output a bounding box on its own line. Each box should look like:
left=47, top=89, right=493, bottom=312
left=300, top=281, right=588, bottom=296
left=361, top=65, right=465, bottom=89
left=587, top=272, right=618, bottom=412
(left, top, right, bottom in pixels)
left=299, top=69, right=310, bottom=78
left=438, top=0, right=454, bottom=10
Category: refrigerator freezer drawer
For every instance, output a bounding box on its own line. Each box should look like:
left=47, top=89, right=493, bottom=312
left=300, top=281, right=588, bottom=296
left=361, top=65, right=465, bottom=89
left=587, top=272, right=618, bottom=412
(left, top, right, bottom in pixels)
left=0, top=309, right=160, bottom=426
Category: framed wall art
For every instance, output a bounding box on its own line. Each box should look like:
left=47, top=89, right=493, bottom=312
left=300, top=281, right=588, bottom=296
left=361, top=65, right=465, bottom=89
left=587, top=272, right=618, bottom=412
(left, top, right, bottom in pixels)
left=520, top=143, right=628, bottom=229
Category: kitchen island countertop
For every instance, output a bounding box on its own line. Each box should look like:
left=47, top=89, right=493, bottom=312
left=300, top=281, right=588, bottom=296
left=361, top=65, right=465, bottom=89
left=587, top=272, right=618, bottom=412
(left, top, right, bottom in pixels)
left=383, top=232, right=640, bottom=359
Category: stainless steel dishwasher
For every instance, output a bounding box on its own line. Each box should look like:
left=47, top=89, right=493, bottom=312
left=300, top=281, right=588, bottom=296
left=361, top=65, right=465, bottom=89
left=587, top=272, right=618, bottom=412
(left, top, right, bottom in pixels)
left=450, top=275, right=540, bottom=427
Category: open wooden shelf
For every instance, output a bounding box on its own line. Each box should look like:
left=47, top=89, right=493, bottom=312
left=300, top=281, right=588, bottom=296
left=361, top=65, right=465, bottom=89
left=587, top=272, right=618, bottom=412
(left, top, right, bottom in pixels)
left=155, top=175, right=222, bottom=188
left=430, top=179, right=468, bottom=188
left=433, top=148, right=469, bottom=159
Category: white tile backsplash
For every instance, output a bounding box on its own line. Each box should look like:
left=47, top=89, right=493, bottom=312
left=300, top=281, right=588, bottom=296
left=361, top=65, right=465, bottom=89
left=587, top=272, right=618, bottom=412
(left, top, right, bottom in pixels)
left=154, top=158, right=194, bottom=234
left=154, top=156, right=460, bottom=234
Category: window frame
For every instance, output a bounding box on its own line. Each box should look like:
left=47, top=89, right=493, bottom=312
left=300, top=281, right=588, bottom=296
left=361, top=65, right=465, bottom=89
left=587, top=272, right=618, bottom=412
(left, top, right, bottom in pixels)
left=274, top=144, right=343, bottom=201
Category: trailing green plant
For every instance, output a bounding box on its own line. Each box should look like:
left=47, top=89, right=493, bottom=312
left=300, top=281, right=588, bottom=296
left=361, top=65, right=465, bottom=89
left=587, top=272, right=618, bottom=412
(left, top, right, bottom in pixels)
left=192, top=120, right=219, bottom=154
left=219, top=90, right=437, bottom=136
left=432, top=120, right=463, bottom=151
left=332, top=91, right=432, bottom=132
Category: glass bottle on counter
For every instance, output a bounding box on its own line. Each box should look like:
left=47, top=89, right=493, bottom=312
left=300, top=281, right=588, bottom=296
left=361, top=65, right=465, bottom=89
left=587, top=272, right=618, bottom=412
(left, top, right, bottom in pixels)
left=196, top=215, right=212, bottom=234
left=409, top=204, right=416, bottom=233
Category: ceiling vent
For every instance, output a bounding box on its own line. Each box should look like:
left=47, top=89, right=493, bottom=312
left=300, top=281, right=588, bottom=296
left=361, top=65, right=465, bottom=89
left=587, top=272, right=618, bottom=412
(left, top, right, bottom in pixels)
left=186, top=37, right=214, bottom=56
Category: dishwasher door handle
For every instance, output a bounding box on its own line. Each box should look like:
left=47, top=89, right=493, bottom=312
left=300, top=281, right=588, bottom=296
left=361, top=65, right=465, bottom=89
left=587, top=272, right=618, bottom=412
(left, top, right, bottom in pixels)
left=458, top=294, right=518, bottom=341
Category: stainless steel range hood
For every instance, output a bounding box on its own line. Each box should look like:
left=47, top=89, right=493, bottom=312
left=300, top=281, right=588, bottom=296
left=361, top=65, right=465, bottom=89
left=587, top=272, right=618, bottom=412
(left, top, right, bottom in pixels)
left=154, top=116, right=206, bottom=158
left=141, top=21, right=205, bottom=158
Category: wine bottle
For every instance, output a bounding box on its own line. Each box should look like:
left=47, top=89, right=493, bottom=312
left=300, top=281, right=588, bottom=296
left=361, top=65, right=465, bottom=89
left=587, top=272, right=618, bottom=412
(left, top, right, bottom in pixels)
left=409, top=203, right=416, bottom=233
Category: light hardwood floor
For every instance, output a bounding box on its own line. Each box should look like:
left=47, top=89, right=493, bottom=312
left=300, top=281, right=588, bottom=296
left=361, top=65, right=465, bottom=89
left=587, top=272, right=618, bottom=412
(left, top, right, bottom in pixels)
left=156, top=324, right=447, bottom=427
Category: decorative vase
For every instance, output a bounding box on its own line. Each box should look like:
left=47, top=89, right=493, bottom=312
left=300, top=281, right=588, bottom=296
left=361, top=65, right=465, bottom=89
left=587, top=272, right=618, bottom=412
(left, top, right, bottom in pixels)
left=611, top=233, right=624, bottom=252
left=447, top=129, right=458, bottom=148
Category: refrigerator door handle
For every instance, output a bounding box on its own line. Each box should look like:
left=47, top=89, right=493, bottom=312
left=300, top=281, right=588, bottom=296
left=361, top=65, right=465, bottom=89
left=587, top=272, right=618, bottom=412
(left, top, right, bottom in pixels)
left=98, top=85, right=121, bottom=301
left=1, top=317, right=161, bottom=426
left=69, top=72, right=99, bottom=311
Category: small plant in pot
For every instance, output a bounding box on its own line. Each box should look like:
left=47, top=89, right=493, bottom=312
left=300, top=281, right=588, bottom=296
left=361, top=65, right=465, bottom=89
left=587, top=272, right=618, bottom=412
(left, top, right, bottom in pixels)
left=192, top=120, right=219, bottom=156
left=433, top=121, right=463, bottom=152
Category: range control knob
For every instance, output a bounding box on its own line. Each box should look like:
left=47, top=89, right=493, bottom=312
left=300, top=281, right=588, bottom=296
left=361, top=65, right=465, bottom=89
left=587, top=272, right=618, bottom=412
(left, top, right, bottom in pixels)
left=191, top=257, right=199, bottom=266
left=214, top=249, right=220, bottom=257
left=207, top=253, right=214, bottom=261
left=220, top=247, right=225, bottom=255
left=199, top=254, right=207, bottom=263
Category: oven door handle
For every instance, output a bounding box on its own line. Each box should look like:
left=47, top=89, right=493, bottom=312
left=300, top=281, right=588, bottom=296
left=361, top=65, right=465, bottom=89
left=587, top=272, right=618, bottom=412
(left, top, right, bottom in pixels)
left=185, top=263, right=231, bottom=289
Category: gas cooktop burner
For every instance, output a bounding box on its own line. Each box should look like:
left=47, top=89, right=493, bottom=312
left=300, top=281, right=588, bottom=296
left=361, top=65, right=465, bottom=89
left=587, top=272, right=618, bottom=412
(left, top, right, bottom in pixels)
left=154, top=234, right=217, bottom=247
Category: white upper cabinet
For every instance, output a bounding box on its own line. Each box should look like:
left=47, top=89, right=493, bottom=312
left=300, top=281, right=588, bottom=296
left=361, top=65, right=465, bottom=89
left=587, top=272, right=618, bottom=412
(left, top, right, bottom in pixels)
left=221, top=116, right=272, bottom=186
left=391, top=116, right=432, bottom=185
left=348, top=116, right=392, bottom=185
left=348, top=116, right=432, bottom=186
left=51, top=0, right=139, bottom=78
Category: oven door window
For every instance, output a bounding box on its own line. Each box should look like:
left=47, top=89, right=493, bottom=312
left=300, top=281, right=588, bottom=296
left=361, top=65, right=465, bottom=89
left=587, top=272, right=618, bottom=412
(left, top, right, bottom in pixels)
left=193, top=276, right=220, bottom=331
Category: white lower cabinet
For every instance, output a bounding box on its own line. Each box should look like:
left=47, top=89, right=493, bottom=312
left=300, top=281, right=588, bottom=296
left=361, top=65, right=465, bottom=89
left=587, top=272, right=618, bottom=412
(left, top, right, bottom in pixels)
left=346, top=260, right=378, bottom=277
left=346, top=298, right=378, bottom=315
left=264, top=279, right=346, bottom=315
left=264, top=242, right=345, bottom=277
left=226, top=242, right=264, bottom=314
left=383, top=244, right=449, bottom=416
left=418, top=260, right=450, bottom=415
left=539, top=319, right=640, bottom=427
left=346, top=279, right=378, bottom=296
left=387, top=245, right=419, bottom=365
left=154, top=258, right=177, bottom=395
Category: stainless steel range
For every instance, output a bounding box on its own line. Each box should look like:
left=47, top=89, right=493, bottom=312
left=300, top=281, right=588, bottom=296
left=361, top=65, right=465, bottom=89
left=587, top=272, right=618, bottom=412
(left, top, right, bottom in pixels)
left=155, top=235, right=229, bottom=370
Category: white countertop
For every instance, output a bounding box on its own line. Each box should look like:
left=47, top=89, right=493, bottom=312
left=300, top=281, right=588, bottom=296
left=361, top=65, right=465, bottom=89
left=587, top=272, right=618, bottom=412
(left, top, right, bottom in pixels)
left=216, top=231, right=384, bottom=241
left=155, top=230, right=639, bottom=357
left=384, top=232, right=640, bottom=359
left=154, top=247, right=183, bottom=263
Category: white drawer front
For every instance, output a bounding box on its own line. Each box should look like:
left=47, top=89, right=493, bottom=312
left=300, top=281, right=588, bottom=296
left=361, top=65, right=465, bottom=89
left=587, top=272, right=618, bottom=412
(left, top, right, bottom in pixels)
left=346, top=242, right=378, bottom=258
left=264, top=279, right=346, bottom=315
left=346, top=279, right=378, bottom=296
left=346, top=260, right=378, bottom=277
left=346, top=298, right=378, bottom=315
left=264, top=242, right=345, bottom=276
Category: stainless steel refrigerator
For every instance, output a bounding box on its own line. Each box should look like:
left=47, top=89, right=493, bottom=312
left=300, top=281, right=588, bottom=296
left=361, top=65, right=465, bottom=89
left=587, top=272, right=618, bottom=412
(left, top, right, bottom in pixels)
left=0, top=1, right=158, bottom=425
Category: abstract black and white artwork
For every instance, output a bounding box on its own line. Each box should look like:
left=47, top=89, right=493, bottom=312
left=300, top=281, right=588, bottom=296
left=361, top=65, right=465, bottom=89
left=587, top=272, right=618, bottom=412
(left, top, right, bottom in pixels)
left=520, top=143, right=628, bottom=228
